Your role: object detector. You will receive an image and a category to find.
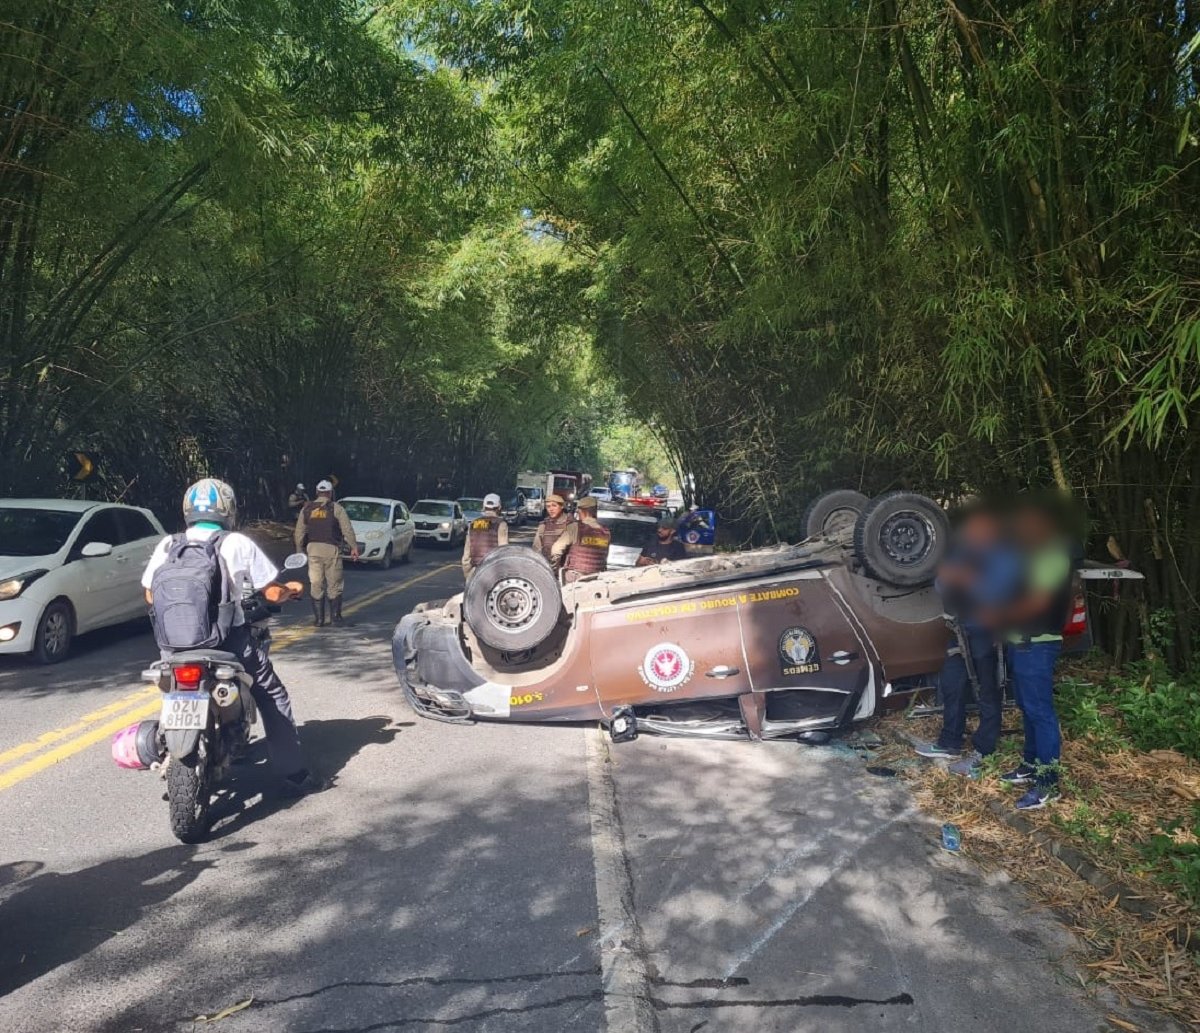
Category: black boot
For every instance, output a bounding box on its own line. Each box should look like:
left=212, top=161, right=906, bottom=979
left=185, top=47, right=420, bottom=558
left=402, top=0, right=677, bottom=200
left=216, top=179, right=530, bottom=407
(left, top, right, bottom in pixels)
left=312, top=598, right=326, bottom=627
left=330, top=596, right=343, bottom=624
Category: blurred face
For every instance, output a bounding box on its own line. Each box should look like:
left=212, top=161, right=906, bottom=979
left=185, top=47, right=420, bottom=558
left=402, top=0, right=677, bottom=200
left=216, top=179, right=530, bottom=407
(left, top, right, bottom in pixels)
left=657, top=525, right=674, bottom=541
left=546, top=500, right=563, bottom=517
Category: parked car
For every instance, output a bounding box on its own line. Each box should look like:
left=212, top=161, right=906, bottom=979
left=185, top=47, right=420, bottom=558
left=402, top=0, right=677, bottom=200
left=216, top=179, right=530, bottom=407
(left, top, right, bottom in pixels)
left=411, top=499, right=466, bottom=546
left=596, top=508, right=659, bottom=568
left=340, top=496, right=415, bottom=569
left=588, top=487, right=613, bottom=502
left=0, top=499, right=166, bottom=663
left=457, top=497, right=485, bottom=523
left=518, top=485, right=545, bottom=519
left=501, top=494, right=527, bottom=526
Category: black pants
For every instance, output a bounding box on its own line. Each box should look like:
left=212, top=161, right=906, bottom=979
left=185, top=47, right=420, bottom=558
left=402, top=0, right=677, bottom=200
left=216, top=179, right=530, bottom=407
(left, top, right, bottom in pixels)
left=224, top=624, right=305, bottom=777
left=937, top=628, right=1001, bottom=756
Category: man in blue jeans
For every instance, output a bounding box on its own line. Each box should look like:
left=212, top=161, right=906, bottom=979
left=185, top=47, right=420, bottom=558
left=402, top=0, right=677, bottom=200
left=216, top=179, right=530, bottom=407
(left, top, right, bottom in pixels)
left=998, top=510, right=1073, bottom=810
left=914, top=507, right=1011, bottom=775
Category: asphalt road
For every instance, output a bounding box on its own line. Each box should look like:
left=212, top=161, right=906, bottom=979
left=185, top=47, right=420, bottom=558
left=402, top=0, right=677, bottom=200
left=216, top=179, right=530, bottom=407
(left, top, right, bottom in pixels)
left=0, top=530, right=1173, bottom=1032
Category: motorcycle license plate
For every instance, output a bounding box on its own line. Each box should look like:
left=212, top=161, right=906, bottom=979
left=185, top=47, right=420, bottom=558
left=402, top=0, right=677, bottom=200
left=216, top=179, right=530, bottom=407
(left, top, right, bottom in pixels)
left=160, top=693, right=209, bottom=731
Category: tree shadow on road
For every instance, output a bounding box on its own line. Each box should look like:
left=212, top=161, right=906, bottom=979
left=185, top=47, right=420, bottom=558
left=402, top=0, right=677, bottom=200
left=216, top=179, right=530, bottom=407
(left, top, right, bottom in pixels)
left=205, top=716, right=410, bottom=840
left=0, top=843, right=216, bottom=998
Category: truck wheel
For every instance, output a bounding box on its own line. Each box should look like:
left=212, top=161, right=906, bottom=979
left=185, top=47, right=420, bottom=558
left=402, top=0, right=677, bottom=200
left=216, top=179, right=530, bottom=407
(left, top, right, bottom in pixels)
left=853, top=491, right=949, bottom=587
left=802, top=489, right=869, bottom=539
left=380, top=545, right=393, bottom=571
left=464, top=546, right=563, bottom=652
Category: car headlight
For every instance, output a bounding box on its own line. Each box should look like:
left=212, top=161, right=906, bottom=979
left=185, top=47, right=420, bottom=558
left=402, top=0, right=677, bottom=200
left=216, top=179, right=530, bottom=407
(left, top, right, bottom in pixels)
left=439, top=522, right=451, bottom=530
left=0, top=570, right=49, bottom=601
left=366, top=529, right=387, bottom=541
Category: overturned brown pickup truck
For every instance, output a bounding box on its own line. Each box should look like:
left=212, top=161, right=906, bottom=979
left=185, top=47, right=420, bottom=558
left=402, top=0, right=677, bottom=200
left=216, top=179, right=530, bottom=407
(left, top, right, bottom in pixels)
left=391, top=491, right=969, bottom=739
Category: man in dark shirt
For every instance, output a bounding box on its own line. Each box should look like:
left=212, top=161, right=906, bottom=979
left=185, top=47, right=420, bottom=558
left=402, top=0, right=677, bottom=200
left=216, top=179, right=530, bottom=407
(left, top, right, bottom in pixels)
left=637, top=519, right=688, bottom=565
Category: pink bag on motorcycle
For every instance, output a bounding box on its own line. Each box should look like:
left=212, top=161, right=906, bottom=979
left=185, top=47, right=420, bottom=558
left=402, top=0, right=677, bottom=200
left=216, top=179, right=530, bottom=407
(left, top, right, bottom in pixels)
left=111, top=719, right=161, bottom=770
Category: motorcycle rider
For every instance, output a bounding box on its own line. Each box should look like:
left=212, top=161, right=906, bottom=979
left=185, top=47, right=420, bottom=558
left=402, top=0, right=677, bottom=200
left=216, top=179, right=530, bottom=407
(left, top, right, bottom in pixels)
left=551, top=495, right=611, bottom=582
left=141, top=478, right=324, bottom=796
left=287, top=483, right=309, bottom=513
left=462, top=493, right=509, bottom=579
left=294, top=479, right=357, bottom=627
left=532, top=494, right=570, bottom=563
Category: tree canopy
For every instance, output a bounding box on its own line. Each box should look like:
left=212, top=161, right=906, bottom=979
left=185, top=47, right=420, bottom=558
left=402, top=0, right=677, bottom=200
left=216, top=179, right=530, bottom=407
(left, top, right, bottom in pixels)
left=3, top=1, right=1199, bottom=662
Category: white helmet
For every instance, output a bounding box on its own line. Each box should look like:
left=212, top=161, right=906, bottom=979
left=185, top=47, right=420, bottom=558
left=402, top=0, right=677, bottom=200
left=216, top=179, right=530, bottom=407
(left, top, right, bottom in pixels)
left=316, top=479, right=334, bottom=494
left=295, top=482, right=305, bottom=491
left=183, top=478, right=238, bottom=530
left=483, top=493, right=501, bottom=510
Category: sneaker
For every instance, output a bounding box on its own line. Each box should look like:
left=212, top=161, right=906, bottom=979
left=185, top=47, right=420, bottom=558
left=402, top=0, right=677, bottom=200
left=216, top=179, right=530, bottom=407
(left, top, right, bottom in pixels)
left=278, top=770, right=330, bottom=798
left=947, top=751, right=982, bottom=777
left=913, top=741, right=961, bottom=759
left=998, top=764, right=1036, bottom=786
left=1014, top=786, right=1061, bottom=811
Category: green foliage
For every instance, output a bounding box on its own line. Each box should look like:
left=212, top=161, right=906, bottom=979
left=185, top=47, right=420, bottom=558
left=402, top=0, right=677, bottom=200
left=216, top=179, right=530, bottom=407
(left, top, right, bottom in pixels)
left=1140, top=806, right=1200, bottom=907
left=1056, top=667, right=1200, bottom=760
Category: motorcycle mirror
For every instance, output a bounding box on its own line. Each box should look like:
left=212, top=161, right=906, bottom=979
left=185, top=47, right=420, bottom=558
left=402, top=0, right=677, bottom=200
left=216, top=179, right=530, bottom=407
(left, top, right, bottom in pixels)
left=283, top=552, right=308, bottom=570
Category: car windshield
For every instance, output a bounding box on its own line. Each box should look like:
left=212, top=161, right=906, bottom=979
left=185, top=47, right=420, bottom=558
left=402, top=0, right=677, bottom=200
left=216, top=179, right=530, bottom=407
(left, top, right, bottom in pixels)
left=505, top=497, right=522, bottom=508
left=458, top=498, right=484, bottom=511
left=601, top=518, right=658, bottom=549
left=0, top=507, right=81, bottom=557
left=412, top=501, right=453, bottom=517
left=342, top=500, right=390, bottom=523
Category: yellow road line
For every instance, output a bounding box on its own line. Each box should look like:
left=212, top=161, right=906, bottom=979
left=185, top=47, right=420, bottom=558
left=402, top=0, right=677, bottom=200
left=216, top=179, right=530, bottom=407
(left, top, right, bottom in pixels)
left=0, top=685, right=157, bottom=771
left=0, top=563, right=458, bottom=793
left=0, top=700, right=161, bottom=792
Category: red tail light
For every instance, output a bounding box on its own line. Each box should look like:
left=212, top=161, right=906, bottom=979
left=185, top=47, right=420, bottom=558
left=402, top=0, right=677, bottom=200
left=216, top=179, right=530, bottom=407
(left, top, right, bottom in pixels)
left=173, top=664, right=204, bottom=688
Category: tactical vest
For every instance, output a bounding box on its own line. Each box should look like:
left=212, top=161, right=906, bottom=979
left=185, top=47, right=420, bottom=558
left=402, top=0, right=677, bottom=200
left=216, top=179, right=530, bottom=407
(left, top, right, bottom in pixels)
left=565, top=520, right=611, bottom=575
left=537, top=513, right=572, bottom=562
left=302, top=499, right=341, bottom=546
left=468, top=514, right=503, bottom=566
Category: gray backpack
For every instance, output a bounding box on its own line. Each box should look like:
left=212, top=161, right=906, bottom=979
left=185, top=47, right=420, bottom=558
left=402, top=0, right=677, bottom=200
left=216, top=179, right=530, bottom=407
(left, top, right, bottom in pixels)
left=149, top=533, right=236, bottom=651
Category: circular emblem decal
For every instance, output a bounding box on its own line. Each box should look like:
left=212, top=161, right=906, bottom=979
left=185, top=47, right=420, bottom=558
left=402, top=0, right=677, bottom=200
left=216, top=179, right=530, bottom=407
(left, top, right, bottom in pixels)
left=639, top=642, right=695, bottom=693
left=779, top=627, right=821, bottom=675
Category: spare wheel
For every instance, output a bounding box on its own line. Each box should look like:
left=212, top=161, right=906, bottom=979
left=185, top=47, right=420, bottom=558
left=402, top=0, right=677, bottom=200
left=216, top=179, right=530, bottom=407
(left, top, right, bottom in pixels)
left=464, top=546, right=563, bottom=652
left=802, top=489, right=869, bottom=539
left=853, top=491, right=949, bottom=587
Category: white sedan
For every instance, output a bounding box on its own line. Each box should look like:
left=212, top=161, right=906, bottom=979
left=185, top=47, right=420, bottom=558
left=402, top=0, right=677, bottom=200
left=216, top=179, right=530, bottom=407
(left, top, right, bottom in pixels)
left=410, top=499, right=466, bottom=546
left=340, top=496, right=415, bottom=569
left=0, top=499, right=166, bottom=663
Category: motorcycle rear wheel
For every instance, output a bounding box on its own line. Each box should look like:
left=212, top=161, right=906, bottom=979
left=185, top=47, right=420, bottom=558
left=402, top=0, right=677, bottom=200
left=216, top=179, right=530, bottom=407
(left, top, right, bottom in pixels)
left=167, top=752, right=211, bottom=844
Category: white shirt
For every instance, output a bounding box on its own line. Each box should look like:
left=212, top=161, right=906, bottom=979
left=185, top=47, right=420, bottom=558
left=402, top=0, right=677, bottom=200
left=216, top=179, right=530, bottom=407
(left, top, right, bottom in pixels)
left=142, top=527, right=279, bottom=627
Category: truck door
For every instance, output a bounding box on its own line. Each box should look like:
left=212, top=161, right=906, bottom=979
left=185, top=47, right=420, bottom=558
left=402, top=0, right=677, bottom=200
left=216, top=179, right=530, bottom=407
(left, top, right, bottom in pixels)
left=589, top=589, right=752, bottom=716
left=737, top=571, right=874, bottom=727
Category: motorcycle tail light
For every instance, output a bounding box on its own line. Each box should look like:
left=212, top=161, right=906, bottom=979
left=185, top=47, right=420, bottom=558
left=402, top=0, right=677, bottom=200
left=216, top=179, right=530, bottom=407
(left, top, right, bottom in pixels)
left=173, top=664, right=204, bottom=688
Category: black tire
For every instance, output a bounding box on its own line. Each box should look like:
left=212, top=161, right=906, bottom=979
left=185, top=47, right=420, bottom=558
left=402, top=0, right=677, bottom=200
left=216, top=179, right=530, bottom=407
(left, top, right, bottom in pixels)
left=802, top=489, right=869, bottom=539
left=380, top=545, right=393, bottom=571
left=853, top=491, right=949, bottom=587
left=32, top=600, right=74, bottom=664
left=167, top=752, right=210, bottom=844
left=135, top=720, right=163, bottom=768
left=463, top=546, right=563, bottom=652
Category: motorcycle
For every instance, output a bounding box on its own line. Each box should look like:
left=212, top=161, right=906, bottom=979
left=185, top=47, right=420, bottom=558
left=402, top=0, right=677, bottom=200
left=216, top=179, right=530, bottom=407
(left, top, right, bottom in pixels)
left=140, top=552, right=307, bottom=843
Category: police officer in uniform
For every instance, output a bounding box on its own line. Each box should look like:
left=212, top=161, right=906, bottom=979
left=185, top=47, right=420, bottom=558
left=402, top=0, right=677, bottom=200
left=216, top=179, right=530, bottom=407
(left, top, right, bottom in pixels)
left=551, top=495, right=611, bottom=583
left=462, top=493, right=509, bottom=578
left=294, top=479, right=357, bottom=626
left=532, top=494, right=570, bottom=563
left=287, top=483, right=309, bottom=513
